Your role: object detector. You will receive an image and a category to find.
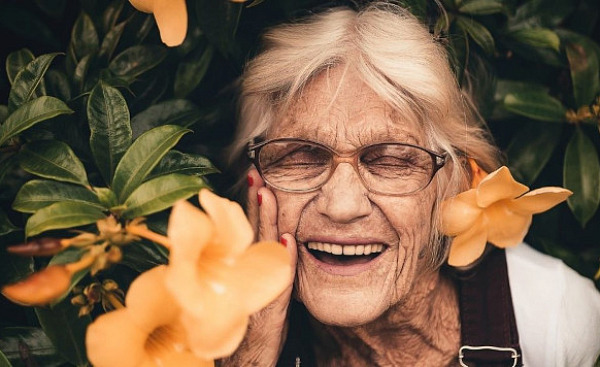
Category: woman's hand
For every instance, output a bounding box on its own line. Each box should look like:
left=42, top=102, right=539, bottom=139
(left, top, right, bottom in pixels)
left=219, top=168, right=297, bottom=367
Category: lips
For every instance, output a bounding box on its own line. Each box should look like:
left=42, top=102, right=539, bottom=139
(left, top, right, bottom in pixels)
left=301, top=239, right=388, bottom=275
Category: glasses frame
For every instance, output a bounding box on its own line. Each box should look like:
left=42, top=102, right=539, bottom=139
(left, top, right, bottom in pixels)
left=247, top=138, right=447, bottom=196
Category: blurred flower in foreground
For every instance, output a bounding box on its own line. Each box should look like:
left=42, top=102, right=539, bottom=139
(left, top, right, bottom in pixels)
left=86, top=266, right=213, bottom=367
left=165, top=189, right=291, bottom=359
left=441, top=165, right=572, bottom=267
left=129, top=0, right=188, bottom=46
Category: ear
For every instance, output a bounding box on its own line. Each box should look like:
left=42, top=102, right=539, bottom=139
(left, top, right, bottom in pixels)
left=468, top=158, right=488, bottom=188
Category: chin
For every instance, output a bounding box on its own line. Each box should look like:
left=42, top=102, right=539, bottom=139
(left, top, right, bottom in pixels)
left=303, top=292, right=391, bottom=327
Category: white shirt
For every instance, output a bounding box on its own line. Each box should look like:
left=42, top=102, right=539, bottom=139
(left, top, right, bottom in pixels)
left=507, top=243, right=600, bottom=366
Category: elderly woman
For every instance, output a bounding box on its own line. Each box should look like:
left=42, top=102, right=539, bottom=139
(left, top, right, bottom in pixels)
left=223, top=3, right=600, bottom=366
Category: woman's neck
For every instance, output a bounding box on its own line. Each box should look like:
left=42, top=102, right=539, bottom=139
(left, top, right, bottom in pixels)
left=309, top=270, right=460, bottom=366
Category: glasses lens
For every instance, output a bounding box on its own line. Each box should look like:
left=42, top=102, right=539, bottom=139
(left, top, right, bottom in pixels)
left=358, top=144, right=434, bottom=195
left=258, top=141, right=332, bottom=191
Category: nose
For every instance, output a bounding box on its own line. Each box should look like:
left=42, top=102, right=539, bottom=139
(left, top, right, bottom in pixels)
left=315, top=163, right=372, bottom=223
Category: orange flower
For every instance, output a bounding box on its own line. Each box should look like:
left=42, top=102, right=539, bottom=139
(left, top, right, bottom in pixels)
left=86, top=266, right=213, bottom=367
left=441, top=166, right=572, bottom=267
left=164, top=189, right=291, bottom=359
left=129, top=0, right=187, bottom=46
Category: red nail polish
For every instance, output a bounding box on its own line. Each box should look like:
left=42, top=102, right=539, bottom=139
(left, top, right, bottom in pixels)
left=280, top=236, right=288, bottom=247
left=247, top=175, right=254, bottom=187
left=257, top=193, right=262, bottom=206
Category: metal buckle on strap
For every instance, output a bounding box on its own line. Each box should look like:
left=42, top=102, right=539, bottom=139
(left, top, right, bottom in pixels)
left=459, top=345, right=520, bottom=367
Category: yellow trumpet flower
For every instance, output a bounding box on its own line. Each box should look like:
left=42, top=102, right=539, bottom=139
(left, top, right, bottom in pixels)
left=129, top=0, right=187, bottom=46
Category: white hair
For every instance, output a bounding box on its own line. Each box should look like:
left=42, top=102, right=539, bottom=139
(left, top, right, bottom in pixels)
left=229, top=2, right=502, bottom=268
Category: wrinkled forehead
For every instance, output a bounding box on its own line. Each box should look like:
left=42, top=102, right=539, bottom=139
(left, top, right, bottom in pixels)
left=266, top=67, right=425, bottom=151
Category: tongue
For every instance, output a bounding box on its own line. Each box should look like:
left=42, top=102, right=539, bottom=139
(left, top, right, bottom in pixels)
left=314, top=252, right=377, bottom=266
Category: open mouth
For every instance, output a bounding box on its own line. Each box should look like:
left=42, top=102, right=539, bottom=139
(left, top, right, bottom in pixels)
left=305, top=241, right=386, bottom=266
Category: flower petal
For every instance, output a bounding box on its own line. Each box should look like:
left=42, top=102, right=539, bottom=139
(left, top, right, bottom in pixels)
left=168, top=200, right=214, bottom=258
left=153, top=0, right=187, bottom=47
left=125, top=266, right=180, bottom=333
left=440, top=189, right=482, bottom=236
left=447, top=216, right=488, bottom=267
left=199, top=189, right=253, bottom=257
left=230, top=241, right=291, bottom=314
left=1, top=266, right=71, bottom=306
left=129, top=0, right=154, bottom=13
left=485, top=202, right=531, bottom=248
left=140, top=351, right=214, bottom=367
left=86, top=309, right=147, bottom=367
left=182, top=308, right=248, bottom=360
left=476, top=166, right=529, bottom=208
left=509, top=187, right=572, bottom=215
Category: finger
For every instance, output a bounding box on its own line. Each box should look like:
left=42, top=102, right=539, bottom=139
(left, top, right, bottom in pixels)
left=257, top=187, right=278, bottom=242
left=246, top=168, right=264, bottom=240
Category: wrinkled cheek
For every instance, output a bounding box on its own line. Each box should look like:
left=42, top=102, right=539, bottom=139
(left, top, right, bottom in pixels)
left=274, top=192, right=314, bottom=236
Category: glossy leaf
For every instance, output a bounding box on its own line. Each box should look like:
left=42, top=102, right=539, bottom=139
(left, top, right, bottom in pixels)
left=112, top=125, right=191, bottom=202
left=174, top=44, right=214, bottom=98
left=455, top=16, right=495, bottom=56
left=48, top=248, right=89, bottom=306
left=108, top=45, right=168, bottom=79
left=0, top=96, right=73, bottom=147
left=0, top=106, right=7, bottom=125
left=566, top=40, right=600, bottom=107
left=506, top=122, right=562, bottom=185
left=122, top=174, right=206, bottom=219
left=459, top=0, right=505, bottom=15
left=26, top=202, right=106, bottom=238
left=5, top=49, right=34, bottom=85
left=0, top=348, right=12, bottom=367
left=19, top=141, right=89, bottom=186
left=87, top=82, right=132, bottom=185
left=102, top=0, right=125, bottom=34
left=69, top=12, right=99, bottom=62
left=95, top=187, right=118, bottom=209
left=0, top=209, right=19, bottom=237
left=131, top=99, right=202, bottom=138
left=0, top=327, right=66, bottom=367
left=8, top=53, right=60, bottom=111
left=508, top=28, right=560, bottom=51
left=121, top=241, right=168, bottom=272
left=73, top=53, right=95, bottom=93
left=148, top=150, right=219, bottom=180
left=99, top=21, right=126, bottom=61
left=564, top=128, right=600, bottom=227
left=13, top=180, right=103, bottom=214
left=510, top=0, right=575, bottom=28
left=45, top=70, right=71, bottom=102
left=195, top=0, right=243, bottom=58
left=504, top=92, right=567, bottom=122
left=35, top=299, right=91, bottom=367
left=0, top=155, right=18, bottom=189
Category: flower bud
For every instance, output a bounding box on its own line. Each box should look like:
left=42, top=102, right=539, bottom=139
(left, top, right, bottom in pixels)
left=2, top=266, right=71, bottom=306
left=7, top=238, right=63, bottom=256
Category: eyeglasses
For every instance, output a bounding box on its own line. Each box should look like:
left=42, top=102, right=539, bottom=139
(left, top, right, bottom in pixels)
left=247, top=138, right=446, bottom=196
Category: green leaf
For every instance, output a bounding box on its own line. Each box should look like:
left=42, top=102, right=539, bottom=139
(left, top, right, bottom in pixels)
left=0, top=251, right=33, bottom=285
left=13, top=180, right=103, bottom=214
left=26, top=202, right=106, bottom=238
left=73, top=53, right=95, bottom=93
left=19, top=141, right=90, bottom=186
left=131, top=99, right=202, bottom=139
left=0, top=209, right=19, bottom=237
left=122, top=174, right=206, bottom=219
left=455, top=16, right=495, bottom=55
left=566, top=40, right=600, bottom=107
left=504, top=92, right=567, bottom=122
left=112, top=125, right=191, bottom=203
left=508, top=28, right=560, bottom=51
left=121, top=241, right=168, bottom=272
left=510, top=0, right=575, bottom=29
left=0, top=349, right=11, bottom=367
left=35, top=299, right=90, bottom=366
left=109, top=45, right=168, bottom=79
left=5, top=49, right=34, bottom=85
left=148, top=150, right=219, bottom=180
left=195, top=0, right=243, bottom=58
left=458, top=0, right=505, bottom=15
left=69, top=12, right=99, bottom=62
left=506, top=122, right=562, bottom=185
left=174, top=44, right=214, bottom=98
left=564, top=128, right=600, bottom=227
left=0, top=105, right=7, bottom=124
left=0, top=327, right=66, bottom=367
left=101, top=0, right=125, bottom=34
left=99, top=21, right=126, bottom=61
left=45, top=70, right=71, bottom=102
left=0, top=154, right=18, bottom=188
left=87, top=82, right=132, bottom=185
left=8, top=53, right=61, bottom=111
left=0, top=96, right=73, bottom=147
left=95, top=187, right=118, bottom=208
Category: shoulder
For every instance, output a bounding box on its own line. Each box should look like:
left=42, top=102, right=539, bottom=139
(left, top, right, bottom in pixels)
left=506, top=243, right=600, bottom=366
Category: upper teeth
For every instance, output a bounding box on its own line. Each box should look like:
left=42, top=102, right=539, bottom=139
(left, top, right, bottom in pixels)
left=306, top=242, right=385, bottom=256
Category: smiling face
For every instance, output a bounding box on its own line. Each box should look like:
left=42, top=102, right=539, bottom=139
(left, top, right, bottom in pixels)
left=266, top=67, right=439, bottom=326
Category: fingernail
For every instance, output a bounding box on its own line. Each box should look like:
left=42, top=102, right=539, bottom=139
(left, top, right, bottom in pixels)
left=257, top=192, right=262, bottom=206
left=247, top=174, right=254, bottom=187
left=280, top=236, right=287, bottom=247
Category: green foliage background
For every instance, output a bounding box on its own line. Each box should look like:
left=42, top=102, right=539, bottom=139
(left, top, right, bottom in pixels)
left=0, top=0, right=598, bottom=365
